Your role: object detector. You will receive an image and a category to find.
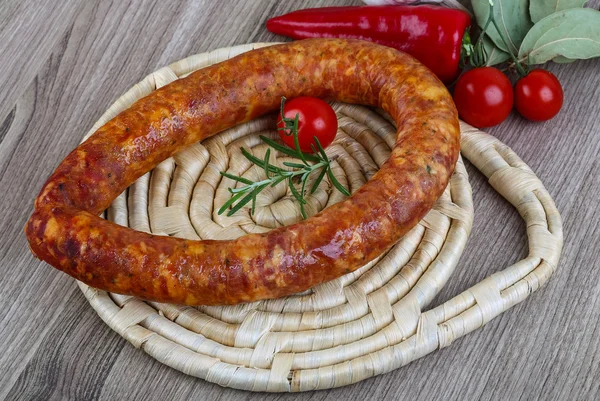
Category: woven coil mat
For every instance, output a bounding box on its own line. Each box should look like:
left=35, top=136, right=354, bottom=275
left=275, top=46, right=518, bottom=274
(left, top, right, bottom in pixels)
left=77, top=43, right=563, bottom=392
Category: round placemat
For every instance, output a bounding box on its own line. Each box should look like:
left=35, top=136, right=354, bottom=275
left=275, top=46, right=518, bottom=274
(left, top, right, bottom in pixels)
left=77, top=43, right=563, bottom=392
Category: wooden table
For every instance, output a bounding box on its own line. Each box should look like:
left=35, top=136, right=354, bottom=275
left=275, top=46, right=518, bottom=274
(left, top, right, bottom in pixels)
left=1, top=1, right=599, bottom=400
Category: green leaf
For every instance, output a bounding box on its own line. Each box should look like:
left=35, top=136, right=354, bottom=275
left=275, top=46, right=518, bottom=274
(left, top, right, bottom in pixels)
left=263, top=148, right=271, bottom=179
left=300, top=175, right=308, bottom=201
left=288, top=179, right=306, bottom=205
left=227, top=185, right=264, bottom=216
left=472, top=0, right=534, bottom=55
left=552, top=55, right=576, bottom=63
left=313, top=137, right=329, bottom=162
left=310, top=167, right=328, bottom=194
left=299, top=203, right=307, bottom=219
left=518, top=8, right=600, bottom=64
left=259, top=135, right=320, bottom=162
left=293, top=127, right=309, bottom=167
left=241, top=147, right=281, bottom=174
left=241, top=147, right=266, bottom=167
left=282, top=161, right=308, bottom=169
left=220, top=171, right=254, bottom=185
left=217, top=191, right=246, bottom=215
left=483, top=35, right=511, bottom=65
left=300, top=177, right=308, bottom=219
left=529, top=0, right=587, bottom=23
left=327, top=168, right=350, bottom=197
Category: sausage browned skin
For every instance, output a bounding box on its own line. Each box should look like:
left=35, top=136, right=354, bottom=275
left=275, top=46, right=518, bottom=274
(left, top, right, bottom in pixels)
left=25, top=39, right=459, bottom=305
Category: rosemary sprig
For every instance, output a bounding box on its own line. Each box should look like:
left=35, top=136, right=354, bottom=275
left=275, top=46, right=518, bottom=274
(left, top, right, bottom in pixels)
left=218, top=97, right=350, bottom=219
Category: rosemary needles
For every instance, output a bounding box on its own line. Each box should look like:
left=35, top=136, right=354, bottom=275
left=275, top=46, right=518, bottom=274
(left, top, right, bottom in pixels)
left=218, top=98, right=350, bottom=219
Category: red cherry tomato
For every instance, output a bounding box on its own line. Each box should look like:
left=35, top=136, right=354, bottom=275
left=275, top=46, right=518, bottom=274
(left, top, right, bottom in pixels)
left=453, top=67, right=514, bottom=128
left=277, top=97, right=338, bottom=153
left=515, top=69, right=563, bottom=122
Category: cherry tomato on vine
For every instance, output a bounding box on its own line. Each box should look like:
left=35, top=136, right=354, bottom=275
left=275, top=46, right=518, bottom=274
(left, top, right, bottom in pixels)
left=277, top=97, right=338, bottom=153
left=453, top=67, right=514, bottom=128
left=515, top=69, right=563, bottom=122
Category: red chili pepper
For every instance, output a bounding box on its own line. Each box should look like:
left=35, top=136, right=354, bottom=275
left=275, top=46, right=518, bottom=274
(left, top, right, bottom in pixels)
left=266, top=5, right=471, bottom=84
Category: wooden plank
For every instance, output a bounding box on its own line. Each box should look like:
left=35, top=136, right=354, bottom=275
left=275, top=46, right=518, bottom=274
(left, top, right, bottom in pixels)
left=0, top=0, right=85, bottom=123
left=2, top=290, right=126, bottom=401
left=1, top=0, right=599, bottom=400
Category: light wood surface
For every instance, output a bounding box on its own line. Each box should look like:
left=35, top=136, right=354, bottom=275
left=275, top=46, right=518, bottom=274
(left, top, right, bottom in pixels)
left=1, top=1, right=599, bottom=400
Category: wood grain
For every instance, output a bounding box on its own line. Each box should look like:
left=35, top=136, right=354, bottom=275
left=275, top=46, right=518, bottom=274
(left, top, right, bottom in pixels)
left=1, top=0, right=599, bottom=400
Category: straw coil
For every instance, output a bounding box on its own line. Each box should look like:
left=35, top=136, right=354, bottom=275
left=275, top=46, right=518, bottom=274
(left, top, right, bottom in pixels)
left=77, top=43, right=562, bottom=392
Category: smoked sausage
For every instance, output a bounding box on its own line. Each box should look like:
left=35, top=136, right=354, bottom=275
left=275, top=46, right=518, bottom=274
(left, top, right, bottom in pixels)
left=25, top=39, right=460, bottom=305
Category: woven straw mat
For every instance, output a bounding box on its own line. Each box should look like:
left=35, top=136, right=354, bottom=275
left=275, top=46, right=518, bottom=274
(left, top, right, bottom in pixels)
left=76, top=43, right=563, bottom=392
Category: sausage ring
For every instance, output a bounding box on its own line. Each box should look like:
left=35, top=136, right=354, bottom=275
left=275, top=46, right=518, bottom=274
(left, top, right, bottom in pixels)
left=25, top=39, right=460, bottom=305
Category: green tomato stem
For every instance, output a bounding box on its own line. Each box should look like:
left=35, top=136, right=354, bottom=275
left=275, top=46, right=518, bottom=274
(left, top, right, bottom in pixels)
left=490, top=20, right=527, bottom=76
left=485, top=0, right=527, bottom=76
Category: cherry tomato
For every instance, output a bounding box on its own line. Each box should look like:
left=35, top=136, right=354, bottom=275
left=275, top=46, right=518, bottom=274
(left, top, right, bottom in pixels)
left=277, top=97, right=338, bottom=153
left=453, top=67, right=514, bottom=128
left=515, top=69, right=563, bottom=122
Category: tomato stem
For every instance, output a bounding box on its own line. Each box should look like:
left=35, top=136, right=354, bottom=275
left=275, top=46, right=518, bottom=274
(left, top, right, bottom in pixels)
left=486, top=0, right=527, bottom=76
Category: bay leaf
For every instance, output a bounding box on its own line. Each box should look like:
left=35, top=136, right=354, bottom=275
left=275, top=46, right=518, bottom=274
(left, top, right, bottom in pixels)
left=518, top=8, right=600, bottom=64
left=483, top=35, right=511, bottom=65
left=472, top=0, right=534, bottom=55
left=530, top=0, right=587, bottom=24
left=552, top=56, right=577, bottom=63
